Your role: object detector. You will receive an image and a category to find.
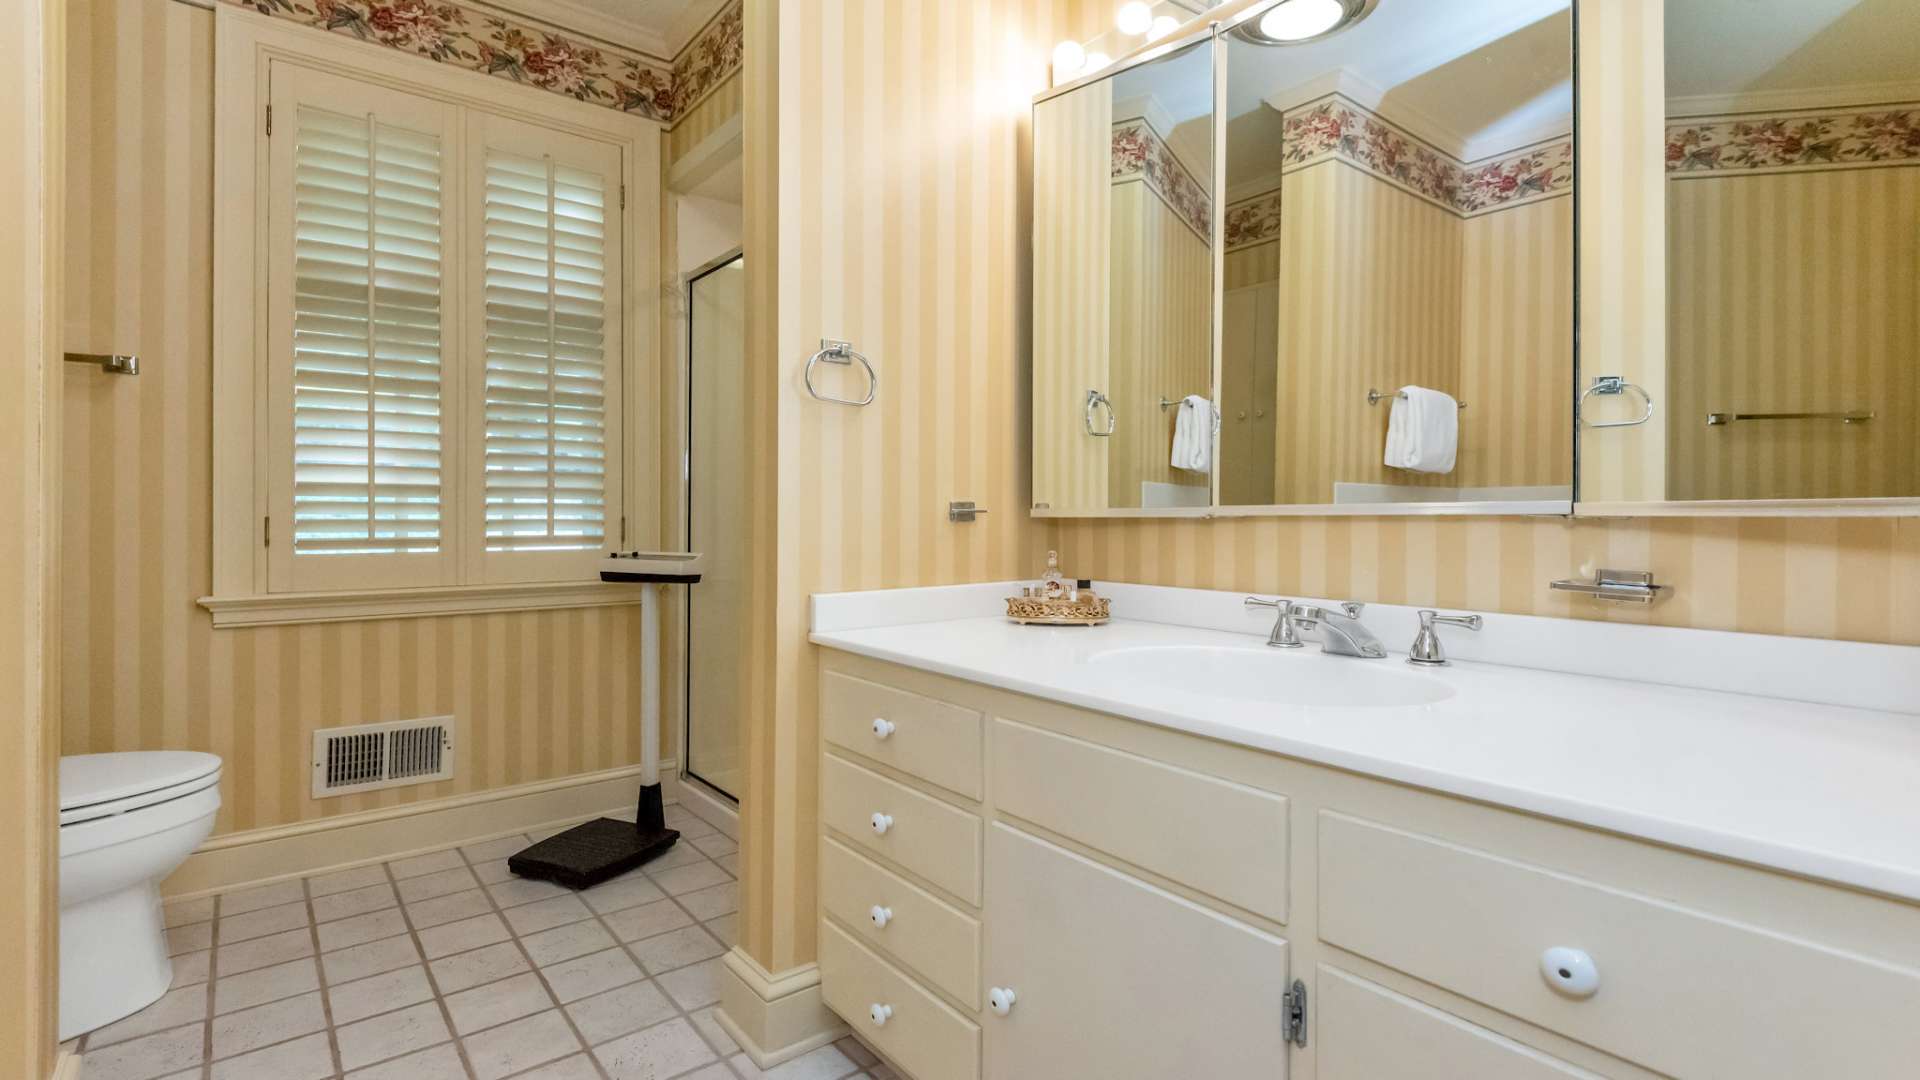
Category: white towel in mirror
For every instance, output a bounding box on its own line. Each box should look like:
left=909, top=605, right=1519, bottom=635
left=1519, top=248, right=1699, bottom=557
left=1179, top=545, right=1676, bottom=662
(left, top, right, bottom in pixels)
left=1171, top=394, right=1213, bottom=474
left=1384, top=385, right=1458, bottom=474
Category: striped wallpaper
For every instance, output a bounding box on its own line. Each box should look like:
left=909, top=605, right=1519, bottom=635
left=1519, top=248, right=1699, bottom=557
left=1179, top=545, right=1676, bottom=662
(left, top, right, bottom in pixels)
left=668, top=71, right=742, bottom=165
left=1049, top=515, right=1920, bottom=646
left=2, top=0, right=63, bottom=1069
left=1458, top=195, right=1576, bottom=490
left=1107, top=180, right=1213, bottom=507
left=736, top=0, right=1077, bottom=976
left=1666, top=165, right=1920, bottom=500
left=61, top=0, right=652, bottom=838
left=1032, top=79, right=1114, bottom=512
left=1272, top=162, right=1462, bottom=503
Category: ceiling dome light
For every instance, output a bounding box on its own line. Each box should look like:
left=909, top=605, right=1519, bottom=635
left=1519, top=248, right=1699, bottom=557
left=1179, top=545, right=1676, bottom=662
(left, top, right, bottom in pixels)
left=1233, top=0, right=1374, bottom=46
left=1148, top=15, right=1181, bottom=40
left=1051, top=39, right=1087, bottom=81
left=1116, top=2, right=1155, bottom=36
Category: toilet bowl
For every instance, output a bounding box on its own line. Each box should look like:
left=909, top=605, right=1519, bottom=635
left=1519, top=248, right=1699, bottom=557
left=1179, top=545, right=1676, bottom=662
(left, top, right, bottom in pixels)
left=58, top=751, right=222, bottom=1040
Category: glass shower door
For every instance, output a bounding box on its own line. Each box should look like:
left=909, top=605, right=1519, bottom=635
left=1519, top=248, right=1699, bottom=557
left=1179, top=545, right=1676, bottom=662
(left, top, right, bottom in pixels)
left=685, top=254, right=745, bottom=800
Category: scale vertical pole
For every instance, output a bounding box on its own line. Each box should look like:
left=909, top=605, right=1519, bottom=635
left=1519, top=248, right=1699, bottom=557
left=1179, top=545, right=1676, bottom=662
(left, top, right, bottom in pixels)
left=637, top=580, right=666, bottom=830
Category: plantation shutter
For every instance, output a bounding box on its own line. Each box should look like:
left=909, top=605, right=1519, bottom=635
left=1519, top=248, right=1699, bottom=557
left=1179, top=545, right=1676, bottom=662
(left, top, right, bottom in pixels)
left=268, top=67, right=461, bottom=592
left=471, top=115, right=623, bottom=583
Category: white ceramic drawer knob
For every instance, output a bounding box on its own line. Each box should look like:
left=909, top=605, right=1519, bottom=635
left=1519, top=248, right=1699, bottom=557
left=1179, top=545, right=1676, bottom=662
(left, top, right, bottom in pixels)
left=872, top=717, right=896, bottom=739
left=988, top=987, right=1017, bottom=1016
left=870, top=905, right=893, bottom=929
left=869, top=1003, right=893, bottom=1027
left=870, top=812, right=894, bottom=836
left=1540, top=946, right=1600, bottom=998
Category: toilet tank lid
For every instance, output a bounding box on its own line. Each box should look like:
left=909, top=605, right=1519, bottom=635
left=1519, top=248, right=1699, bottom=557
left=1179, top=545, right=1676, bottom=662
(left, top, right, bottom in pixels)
left=61, top=751, right=223, bottom=812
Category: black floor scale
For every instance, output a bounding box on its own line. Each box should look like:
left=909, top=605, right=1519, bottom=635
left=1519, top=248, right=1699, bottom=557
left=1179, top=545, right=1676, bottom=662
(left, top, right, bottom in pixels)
left=509, top=552, right=705, bottom=890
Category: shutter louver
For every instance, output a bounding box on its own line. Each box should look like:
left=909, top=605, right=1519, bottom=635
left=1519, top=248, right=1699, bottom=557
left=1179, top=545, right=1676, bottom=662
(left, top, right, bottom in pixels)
left=290, top=106, right=444, bottom=556
left=482, top=150, right=610, bottom=553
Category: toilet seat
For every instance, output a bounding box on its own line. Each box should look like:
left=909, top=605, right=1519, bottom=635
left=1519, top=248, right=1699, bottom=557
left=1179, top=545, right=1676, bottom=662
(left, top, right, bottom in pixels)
left=60, top=751, right=223, bottom=827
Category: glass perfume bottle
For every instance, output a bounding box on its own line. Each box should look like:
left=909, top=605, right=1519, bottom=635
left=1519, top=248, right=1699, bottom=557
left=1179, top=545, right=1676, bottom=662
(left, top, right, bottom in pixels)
left=1038, top=550, right=1068, bottom=601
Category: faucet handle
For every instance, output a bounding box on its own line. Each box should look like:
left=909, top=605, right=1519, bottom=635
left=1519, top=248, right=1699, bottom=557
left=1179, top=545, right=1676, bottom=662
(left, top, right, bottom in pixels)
left=1244, top=596, right=1303, bottom=649
left=1408, top=610, right=1483, bottom=667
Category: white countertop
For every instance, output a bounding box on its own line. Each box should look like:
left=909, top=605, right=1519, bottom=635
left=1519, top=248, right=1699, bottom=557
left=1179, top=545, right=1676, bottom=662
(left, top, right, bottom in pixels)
left=810, top=583, right=1920, bottom=903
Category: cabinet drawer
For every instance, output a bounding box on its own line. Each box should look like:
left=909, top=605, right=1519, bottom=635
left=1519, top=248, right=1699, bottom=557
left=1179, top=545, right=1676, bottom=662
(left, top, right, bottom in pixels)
left=821, top=835, right=981, bottom=1008
left=1318, top=812, right=1920, bottom=1079
left=1317, top=967, right=1601, bottom=1080
left=991, top=718, right=1289, bottom=922
left=821, top=918, right=980, bottom=1080
left=823, top=670, right=984, bottom=800
left=822, top=753, right=982, bottom=905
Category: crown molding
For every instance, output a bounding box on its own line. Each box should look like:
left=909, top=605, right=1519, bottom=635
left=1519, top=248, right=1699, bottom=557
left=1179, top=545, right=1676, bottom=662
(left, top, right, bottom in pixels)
left=475, top=0, right=674, bottom=61
left=1668, top=79, right=1920, bottom=120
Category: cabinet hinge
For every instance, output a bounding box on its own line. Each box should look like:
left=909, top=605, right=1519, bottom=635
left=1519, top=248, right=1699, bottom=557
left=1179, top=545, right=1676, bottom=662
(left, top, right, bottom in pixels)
left=1283, top=979, right=1307, bottom=1049
left=620, top=516, right=627, bottom=545
left=263, top=516, right=272, bottom=547
left=620, top=183, right=626, bottom=210
left=265, top=104, right=273, bottom=136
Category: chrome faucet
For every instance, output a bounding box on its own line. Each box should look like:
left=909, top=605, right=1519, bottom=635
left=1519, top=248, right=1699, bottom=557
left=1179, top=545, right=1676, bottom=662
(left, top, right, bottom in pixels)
left=1244, top=598, right=1386, bottom=658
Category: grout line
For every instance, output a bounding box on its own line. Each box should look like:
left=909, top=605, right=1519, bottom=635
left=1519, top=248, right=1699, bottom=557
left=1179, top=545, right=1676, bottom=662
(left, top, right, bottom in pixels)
left=301, top=874, right=346, bottom=1078
left=150, top=827, right=739, bottom=1080
left=457, top=839, right=617, bottom=1080
left=386, top=856, right=483, bottom=1080
left=202, top=893, right=221, bottom=1080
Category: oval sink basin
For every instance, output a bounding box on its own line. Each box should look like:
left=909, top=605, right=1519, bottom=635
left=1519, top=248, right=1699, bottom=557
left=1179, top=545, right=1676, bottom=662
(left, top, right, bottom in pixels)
left=1084, top=646, right=1454, bottom=708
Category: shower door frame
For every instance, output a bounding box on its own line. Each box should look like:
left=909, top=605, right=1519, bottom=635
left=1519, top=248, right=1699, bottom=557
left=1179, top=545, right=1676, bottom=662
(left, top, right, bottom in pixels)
left=681, top=247, right=746, bottom=804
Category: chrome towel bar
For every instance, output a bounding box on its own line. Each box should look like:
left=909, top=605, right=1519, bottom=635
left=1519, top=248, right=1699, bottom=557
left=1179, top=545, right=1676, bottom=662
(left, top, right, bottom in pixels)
left=1367, top=388, right=1465, bottom=409
left=1706, top=410, right=1873, bottom=426
left=65, top=352, right=140, bottom=375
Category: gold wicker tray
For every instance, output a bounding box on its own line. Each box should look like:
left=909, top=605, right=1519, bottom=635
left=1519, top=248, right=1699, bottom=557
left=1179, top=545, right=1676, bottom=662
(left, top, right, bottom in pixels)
left=1006, top=594, right=1110, bottom=626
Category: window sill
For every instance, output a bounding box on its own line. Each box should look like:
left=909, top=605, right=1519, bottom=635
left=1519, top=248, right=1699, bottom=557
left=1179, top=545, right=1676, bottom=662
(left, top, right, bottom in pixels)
left=198, top=580, right=645, bottom=629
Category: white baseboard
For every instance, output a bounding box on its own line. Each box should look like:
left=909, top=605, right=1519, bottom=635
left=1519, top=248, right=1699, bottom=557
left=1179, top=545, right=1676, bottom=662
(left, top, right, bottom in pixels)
left=716, top=948, right=846, bottom=1069
left=674, top=772, right=739, bottom=840
left=162, top=763, right=677, bottom=900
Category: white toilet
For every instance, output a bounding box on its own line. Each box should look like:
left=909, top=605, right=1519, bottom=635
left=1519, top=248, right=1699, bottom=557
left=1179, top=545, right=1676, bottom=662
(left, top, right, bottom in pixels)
left=58, top=751, right=223, bottom=1040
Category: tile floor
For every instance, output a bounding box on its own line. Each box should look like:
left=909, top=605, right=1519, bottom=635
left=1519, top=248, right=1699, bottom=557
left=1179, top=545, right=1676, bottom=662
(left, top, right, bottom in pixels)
left=78, top=805, right=895, bottom=1080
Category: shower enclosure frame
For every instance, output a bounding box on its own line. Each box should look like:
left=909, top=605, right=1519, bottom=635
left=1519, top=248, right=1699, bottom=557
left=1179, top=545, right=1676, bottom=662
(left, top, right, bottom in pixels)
left=681, top=247, right=746, bottom=804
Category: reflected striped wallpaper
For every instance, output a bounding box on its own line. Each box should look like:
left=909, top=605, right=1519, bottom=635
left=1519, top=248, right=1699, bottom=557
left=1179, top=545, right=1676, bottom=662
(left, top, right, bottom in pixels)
left=61, top=0, right=651, bottom=838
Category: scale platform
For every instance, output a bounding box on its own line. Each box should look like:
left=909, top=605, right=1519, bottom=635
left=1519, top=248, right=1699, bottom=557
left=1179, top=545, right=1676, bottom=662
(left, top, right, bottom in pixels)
left=598, top=550, right=705, bottom=584
left=508, top=551, right=705, bottom=889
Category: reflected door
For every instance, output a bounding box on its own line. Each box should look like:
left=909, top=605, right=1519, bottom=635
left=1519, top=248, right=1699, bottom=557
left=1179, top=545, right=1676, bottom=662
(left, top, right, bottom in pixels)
left=686, top=255, right=745, bottom=800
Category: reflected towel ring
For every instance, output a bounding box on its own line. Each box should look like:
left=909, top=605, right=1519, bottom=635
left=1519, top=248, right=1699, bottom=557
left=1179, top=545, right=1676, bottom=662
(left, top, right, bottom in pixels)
left=1084, top=389, right=1116, bottom=437
left=1578, top=375, right=1655, bottom=429
left=804, top=339, right=877, bottom=406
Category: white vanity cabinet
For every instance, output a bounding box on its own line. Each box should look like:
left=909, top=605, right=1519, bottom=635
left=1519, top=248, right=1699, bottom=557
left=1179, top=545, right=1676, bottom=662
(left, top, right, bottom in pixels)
left=814, top=649, right=1920, bottom=1080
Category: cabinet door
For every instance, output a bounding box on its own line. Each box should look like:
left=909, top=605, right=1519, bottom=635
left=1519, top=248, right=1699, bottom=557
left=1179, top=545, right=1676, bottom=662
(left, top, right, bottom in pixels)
left=983, top=823, right=1291, bottom=1080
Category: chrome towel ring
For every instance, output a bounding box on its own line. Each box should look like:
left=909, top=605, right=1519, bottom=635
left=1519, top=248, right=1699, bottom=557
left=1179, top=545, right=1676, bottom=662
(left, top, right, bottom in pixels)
left=804, top=339, right=877, bottom=406
left=1578, top=375, right=1654, bottom=429
left=1084, top=390, right=1116, bottom=437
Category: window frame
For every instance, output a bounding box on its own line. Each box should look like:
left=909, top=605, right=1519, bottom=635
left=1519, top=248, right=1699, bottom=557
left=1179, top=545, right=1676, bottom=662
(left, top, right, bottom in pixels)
left=208, top=8, right=660, bottom=627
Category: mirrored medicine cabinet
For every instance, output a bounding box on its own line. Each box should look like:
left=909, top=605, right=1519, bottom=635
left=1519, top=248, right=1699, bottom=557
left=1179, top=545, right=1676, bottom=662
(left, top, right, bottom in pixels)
left=1029, top=0, right=1920, bottom=519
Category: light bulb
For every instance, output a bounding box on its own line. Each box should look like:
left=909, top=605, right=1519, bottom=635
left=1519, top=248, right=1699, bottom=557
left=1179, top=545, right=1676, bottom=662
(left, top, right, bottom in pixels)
left=1084, top=51, right=1113, bottom=73
left=1116, top=1, right=1154, bottom=35
left=1258, top=0, right=1346, bottom=41
left=1148, top=15, right=1181, bottom=40
left=1051, top=39, right=1087, bottom=80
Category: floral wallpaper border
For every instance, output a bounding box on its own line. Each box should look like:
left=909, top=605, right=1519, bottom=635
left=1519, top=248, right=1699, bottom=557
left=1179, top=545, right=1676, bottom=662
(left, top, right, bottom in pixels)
left=224, top=0, right=743, bottom=125
left=1667, top=104, right=1920, bottom=176
left=1279, top=93, right=1573, bottom=219
left=1224, top=188, right=1283, bottom=252
left=1111, top=118, right=1213, bottom=243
